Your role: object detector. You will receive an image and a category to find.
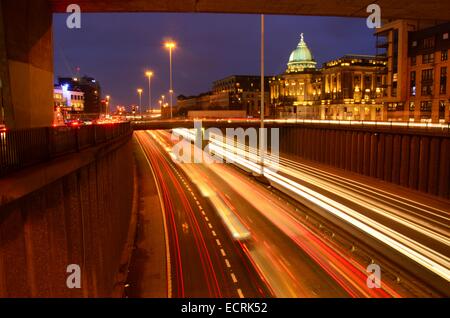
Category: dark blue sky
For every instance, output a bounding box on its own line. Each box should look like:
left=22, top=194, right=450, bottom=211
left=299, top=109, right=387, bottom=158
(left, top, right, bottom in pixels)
left=53, top=13, right=375, bottom=108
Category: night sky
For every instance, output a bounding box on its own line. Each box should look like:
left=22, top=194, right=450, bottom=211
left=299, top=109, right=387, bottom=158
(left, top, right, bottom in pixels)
left=53, top=13, right=375, bottom=108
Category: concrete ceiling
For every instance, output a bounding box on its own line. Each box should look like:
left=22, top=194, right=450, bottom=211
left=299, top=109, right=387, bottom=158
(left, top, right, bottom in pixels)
left=50, top=0, right=450, bottom=21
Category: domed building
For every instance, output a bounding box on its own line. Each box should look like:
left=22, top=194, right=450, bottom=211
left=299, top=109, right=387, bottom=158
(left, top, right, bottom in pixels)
left=270, top=33, right=322, bottom=118
left=287, top=33, right=317, bottom=73
left=269, top=33, right=386, bottom=120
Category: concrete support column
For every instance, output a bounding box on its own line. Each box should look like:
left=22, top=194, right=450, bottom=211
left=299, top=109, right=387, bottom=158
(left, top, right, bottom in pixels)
left=0, top=0, right=53, bottom=129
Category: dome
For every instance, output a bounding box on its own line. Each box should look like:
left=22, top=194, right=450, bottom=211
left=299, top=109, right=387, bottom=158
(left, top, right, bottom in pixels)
left=287, top=33, right=317, bottom=72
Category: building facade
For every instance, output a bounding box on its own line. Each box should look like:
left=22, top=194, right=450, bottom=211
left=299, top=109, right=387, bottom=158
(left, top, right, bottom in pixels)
left=212, top=75, right=271, bottom=117
left=270, top=34, right=322, bottom=118
left=270, top=34, right=385, bottom=120
left=375, top=20, right=450, bottom=122
left=407, top=22, right=450, bottom=122
left=53, top=84, right=84, bottom=124
left=58, top=76, right=103, bottom=118
left=320, top=55, right=386, bottom=121
left=176, top=75, right=271, bottom=117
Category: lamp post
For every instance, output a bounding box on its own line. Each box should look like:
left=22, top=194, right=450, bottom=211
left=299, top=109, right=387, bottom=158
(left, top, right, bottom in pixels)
left=106, top=95, right=110, bottom=117
left=145, top=71, right=153, bottom=114
left=164, top=41, right=176, bottom=119
left=260, top=14, right=265, bottom=174
left=137, top=88, right=143, bottom=117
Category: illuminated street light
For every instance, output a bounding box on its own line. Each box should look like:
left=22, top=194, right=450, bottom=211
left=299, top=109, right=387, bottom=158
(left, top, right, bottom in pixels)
left=137, top=88, right=143, bottom=117
left=105, top=95, right=111, bottom=117
left=145, top=71, right=153, bottom=114
left=164, top=40, right=176, bottom=119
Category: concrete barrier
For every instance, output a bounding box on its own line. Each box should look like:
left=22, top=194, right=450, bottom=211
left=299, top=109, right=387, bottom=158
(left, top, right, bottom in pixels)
left=0, top=137, right=135, bottom=297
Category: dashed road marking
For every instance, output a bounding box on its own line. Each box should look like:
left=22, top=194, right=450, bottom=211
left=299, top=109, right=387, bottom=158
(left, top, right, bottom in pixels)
left=237, top=289, right=244, bottom=298
left=220, top=249, right=226, bottom=257
left=216, top=239, right=221, bottom=246
left=211, top=230, right=217, bottom=237
left=225, top=259, right=231, bottom=268
left=230, top=273, right=238, bottom=283
left=208, top=223, right=213, bottom=229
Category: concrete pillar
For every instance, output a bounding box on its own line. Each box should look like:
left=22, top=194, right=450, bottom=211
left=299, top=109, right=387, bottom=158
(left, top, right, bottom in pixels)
left=384, top=134, right=393, bottom=182
left=0, top=0, right=53, bottom=129
left=427, top=138, right=440, bottom=195
left=363, top=133, right=371, bottom=176
left=418, top=137, right=430, bottom=192
left=438, top=138, right=450, bottom=199
left=409, top=136, right=420, bottom=190
left=369, top=133, right=378, bottom=178
left=391, top=135, right=402, bottom=184
left=399, top=135, right=410, bottom=187
left=376, top=134, right=385, bottom=179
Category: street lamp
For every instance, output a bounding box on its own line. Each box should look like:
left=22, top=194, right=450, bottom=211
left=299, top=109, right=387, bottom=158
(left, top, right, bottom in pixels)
left=145, top=71, right=153, bottom=114
left=137, top=88, right=143, bottom=117
left=106, top=95, right=111, bottom=117
left=260, top=14, right=265, bottom=174
left=164, top=41, right=176, bottom=119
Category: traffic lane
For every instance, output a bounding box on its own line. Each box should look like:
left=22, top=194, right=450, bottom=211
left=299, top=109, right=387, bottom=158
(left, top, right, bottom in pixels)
left=155, top=129, right=395, bottom=297
left=137, top=131, right=269, bottom=298
left=193, top=161, right=401, bottom=298
left=276, top=169, right=450, bottom=262
left=272, top=154, right=450, bottom=251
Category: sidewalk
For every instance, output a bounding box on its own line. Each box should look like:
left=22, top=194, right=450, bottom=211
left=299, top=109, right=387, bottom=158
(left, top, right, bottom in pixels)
left=126, top=135, right=168, bottom=298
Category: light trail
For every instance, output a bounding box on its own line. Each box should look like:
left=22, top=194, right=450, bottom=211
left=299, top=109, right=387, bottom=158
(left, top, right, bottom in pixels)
left=159, top=130, right=403, bottom=297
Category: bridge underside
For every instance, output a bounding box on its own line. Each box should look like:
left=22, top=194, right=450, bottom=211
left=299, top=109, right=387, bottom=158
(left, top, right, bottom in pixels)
left=50, top=0, right=450, bottom=20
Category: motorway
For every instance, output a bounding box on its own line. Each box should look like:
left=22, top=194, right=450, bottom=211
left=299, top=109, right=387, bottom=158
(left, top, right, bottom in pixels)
left=133, top=130, right=436, bottom=298
left=135, top=131, right=269, bottom=298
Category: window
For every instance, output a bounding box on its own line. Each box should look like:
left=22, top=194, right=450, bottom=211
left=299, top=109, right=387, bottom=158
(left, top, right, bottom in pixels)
left=442, top=50, right=448, bottom=61
left=411, top=56, right=417, bottom=66
left=412, top=40, right=418, bottom=47
left=422, top=69, right=434, bottom=81
left=444, top=33, right=449, bottom=40
left=439, top=101, right=446, bottom=119
left=420, top=101, right=432, bottom=112
left=440, top=67, right=447, bottom=94
left=409, top=102, right=415, bottom=112
left=422, top=53, right=434, bottom=64
left=423, top=37, right=435, bottom=49
left=410, top=71, right=416, bottom=96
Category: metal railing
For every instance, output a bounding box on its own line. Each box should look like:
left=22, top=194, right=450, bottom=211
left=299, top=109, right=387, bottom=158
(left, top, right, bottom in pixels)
left=0, top=122, right=131, bottom=178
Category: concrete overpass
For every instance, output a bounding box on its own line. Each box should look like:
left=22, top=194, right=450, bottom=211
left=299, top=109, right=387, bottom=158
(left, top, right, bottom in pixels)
left=1, top=0, right=450, bottom=129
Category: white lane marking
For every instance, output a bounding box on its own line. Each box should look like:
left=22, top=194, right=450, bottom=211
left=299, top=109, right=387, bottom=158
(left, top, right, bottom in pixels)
left=237, top=289, right=244, bottom=298
left=230, top=273, right=238, bottom=283
left=216, top=239, right=221, bottom=246
left=208, top=223, right=213, bottom=229
left=220, top=249, right=226, bottom=257
left=225, top=259, right=231, bottom=268
left=212, top=230, right=217, bottom=237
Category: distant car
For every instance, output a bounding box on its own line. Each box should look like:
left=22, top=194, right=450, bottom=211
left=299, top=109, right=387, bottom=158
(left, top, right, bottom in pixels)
left=0, top=124, right=6, bottom=132
left=65, top=119, right=82, bottom=127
